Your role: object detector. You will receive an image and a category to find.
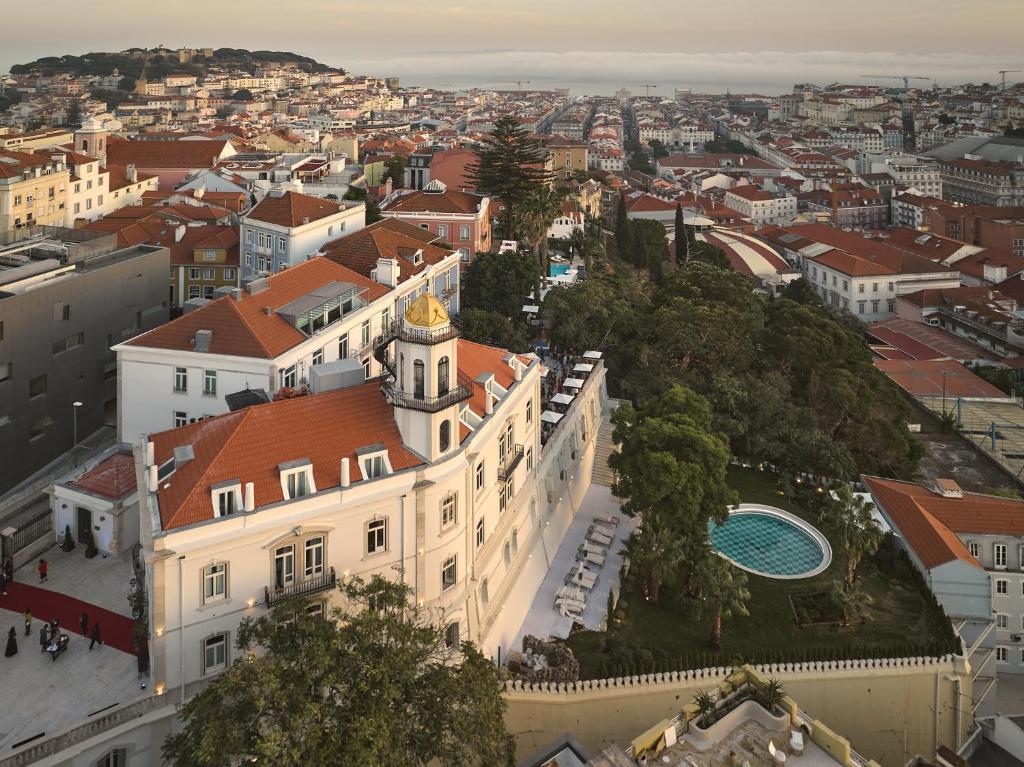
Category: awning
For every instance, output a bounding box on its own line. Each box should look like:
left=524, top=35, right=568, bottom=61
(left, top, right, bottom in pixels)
left=541, top=411, right=564, bottom=424
left=550, top=393, right=575, bottom=406
left=522, top=304, right=540, bottom=313
left=582, top=350, right=603, bottom=360
left=562, top=378, right=585, bottom=389
left=573, top=363, right=594, bottom=374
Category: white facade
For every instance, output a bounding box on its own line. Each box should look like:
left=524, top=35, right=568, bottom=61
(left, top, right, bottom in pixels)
left=115, top=253, right=462, bottom=440
left=138, top=315, right=607, bottom=693
left=723, top=189, right=797, bottom=227
left=879, top=155, right=944, bottom=198
left=240, top=196, right=366, bottom=276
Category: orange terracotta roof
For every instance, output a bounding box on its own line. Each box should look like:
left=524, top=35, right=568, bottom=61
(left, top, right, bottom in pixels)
left=69, top=452, right=137, bottom=500
left=0, top=149, right=56, bottom=178
left=104, top=138, right=234, bottom=169
left=863, top=475, right=1024, bottom=569
left=321, top=219, right=453, bottom=282
left=126, top=257, right=390, bottom=358
left=245, top=191, right=352, bottom=228
left=456, top=339, right=531, bottom=419
left=150, top=382, right=424, bottom=530
left=383, top=188, right=484, bottom=215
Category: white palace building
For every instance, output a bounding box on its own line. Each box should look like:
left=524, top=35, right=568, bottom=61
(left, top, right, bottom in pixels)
left=136, top=293, right=606, bottom=694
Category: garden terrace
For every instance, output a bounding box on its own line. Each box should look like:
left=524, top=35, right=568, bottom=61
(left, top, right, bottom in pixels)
left=565, top=467, right=959, bottom=680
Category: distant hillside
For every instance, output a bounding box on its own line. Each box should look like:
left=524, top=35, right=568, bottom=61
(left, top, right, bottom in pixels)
left=9, top=48, right=342, bottom=79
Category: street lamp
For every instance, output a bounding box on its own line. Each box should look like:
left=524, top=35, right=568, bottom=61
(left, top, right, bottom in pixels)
left=72, top=401, right=83, bottom=466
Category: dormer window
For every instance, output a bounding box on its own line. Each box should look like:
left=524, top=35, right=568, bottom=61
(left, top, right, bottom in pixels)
left=279, top=459, right=315, bottom=499
left=357, top=444, right=393, bottom=480
left=211, top=480, right=242, bottom=518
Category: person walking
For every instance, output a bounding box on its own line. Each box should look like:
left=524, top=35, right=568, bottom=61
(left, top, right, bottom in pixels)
left=2, top=558, right=12, bottom=584
left=89, top=622, right=101, bottom=651
left=79, top=610, right=89, bottom=637
left=39, top=623, right=49, bottom=653
left=0, top=570, right=7, bottom=596
left=23, top=609, right=31, bottom=637
left=5, top=627, right=17, bottom=657
left=38, top=559, right=48, bottom=584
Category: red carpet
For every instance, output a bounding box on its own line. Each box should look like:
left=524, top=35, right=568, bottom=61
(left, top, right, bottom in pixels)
left=0, top=581, right=136, bottom=655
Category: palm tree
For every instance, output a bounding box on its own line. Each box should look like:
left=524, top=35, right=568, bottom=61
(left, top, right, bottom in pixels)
left=696, top=556, right=750, bottom=649
left=520, top=187, right=563, bottom=278
left=623, top=513, right=685, bottom=604
left=822, top=485, right=883, bottom=587
left=830, top=579, right=874, bottom=627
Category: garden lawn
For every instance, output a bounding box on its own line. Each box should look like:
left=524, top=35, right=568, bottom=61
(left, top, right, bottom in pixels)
left=566, top=467, right=949, bottom=680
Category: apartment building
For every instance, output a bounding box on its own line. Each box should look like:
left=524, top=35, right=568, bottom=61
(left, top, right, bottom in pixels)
left=116, top=218, right=461, bottom=439
left=882, top=154, right=943, bottom=198
left=541, top=135, right=588, bottom=181
left=379, top=180, right=490, bottom=262
left=0, top=231, right=169, bottom=492
left=137, top=293, right=606, bottom=691
left=941, top=157, right=1024, bottom=207
left=925, top=204, right=1024, bottom=256
left=0, top=148, right=70, bottom=232
left=723, top=186, right=797, bottom=227
left=240, top=189, right=366, bottom=276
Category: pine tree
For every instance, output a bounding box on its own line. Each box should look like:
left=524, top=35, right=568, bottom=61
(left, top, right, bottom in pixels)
left=614, top=193, right=631, bottom=263
left=467, top=116, right=551, bottom=238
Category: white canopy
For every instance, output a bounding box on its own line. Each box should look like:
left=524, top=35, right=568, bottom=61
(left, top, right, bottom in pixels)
left=550, top=393, right=575, bottom=406
left=573, top=363, right=594, bottom=373
left=562, top=378, right=585, bottom=389
left=541, top=411, right=564, bottom=424
left=582, top=350, right=603, bottom=360
left=522, top=304, right=540, bottom=313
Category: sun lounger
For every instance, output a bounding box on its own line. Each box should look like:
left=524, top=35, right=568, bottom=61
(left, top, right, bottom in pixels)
left=567, top=567, right=598, bottom=589
left=556, top=585, right=587, bottom=602
left=555, top=597, right=586, bottom=611
left=594, top=514, right=620, bottom=528
left=789, top=730, right=804, bottom=755
left=587, top=527, right=613, bottom=545
left=580, top=540, right=608, bottom=556
left=559, top=603, right=582, bottom=620
left=578, top=548, right=606, bottom=566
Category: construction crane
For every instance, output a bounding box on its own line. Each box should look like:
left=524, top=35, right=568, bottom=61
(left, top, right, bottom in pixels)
left=637, top=84, right=658, bottom=98
left=863, top=74, right=930, bottom=90
left=496, top=80, right=531, bottom=91
left=999, top=70, right=1022, bottom=91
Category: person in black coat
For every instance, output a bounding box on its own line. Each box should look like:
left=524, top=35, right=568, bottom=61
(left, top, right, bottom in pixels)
left=5, top=626, right=17, bottom=657
left=89, top=622, right=101, bottom=650
left=39, top=623, right=49, bottom=652
left=79, top=611, right=88, bottom=637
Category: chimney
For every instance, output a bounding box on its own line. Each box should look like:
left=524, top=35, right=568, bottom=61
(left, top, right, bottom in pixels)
left=934, top=478, right=963, bottom=498
left=243, top=482, right=255, bottom=512
left=145, top=441, right=155, bottom=466
left=340, top=457, right=350, bottom=488
left=147, top=465, right=158, bottom=493
left=126, top=163, right=137, bottom=183
left=375, top=257, right=400, bottom=287
left=484, top=389, right=494, bottom=416
left=193, top=329, right=213, bottom=352
left=174, top=224, right=186, bottom=243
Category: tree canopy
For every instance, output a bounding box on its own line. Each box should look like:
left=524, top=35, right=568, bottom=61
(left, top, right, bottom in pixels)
left=163, top=577, right=515, bottom=767
left=462, top=249, right=539, bottom=319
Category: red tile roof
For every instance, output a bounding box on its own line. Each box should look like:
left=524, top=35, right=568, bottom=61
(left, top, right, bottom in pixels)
left=873, top=358, right=1006, bottom=399
left=150, top=382, right=424, bottom=530
left=126, top=257, right=390, bottom=358
left=382, top=188, right=485, bottom=215
left=321, top=219, right=453, bottom=282
left=104, top=138, right=234, bottom=169
left=863, top=475, right=1024, bottom=569
left=69, top=452, right=137, bottom=500
left=245, top=191, right=353, bottom=228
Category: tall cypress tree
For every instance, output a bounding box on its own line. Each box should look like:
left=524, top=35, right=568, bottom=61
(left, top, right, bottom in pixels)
left=467, top=116, right=552, bottom=238
left=674, top=204, right=686, bottom=266
left=615, top=193, right=632, bottom=264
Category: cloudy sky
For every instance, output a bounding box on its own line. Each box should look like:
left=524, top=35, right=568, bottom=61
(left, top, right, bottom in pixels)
left=3, top=0, right=1022, bottom=93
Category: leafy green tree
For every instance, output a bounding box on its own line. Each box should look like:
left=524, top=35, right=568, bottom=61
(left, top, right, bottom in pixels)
left=462, top=250, right=538, bottom=318
left=830, top=579, right=874, bottom=627
left=163, top=577, right=515, bottom=767
left=467, top=116, right=551, bottom=237
left=231, top=88, right=254, bottom=100
left=383, top=155, right=406, bottom=187
left=610, top=385, right=736, bottom=589
left=543, top=276, right=635, bottom=356
left=614, top=193, right=632, bottom=264
left=519, top=186, right=563, bottom=275
left=630, top=219, right=668, bottom=278
left=623, top=512, right=685, bottom=603
left=63, top=101, right=81, bottom=128
left=821, top=485, right=883, bottom=587
left=118, top=76, right=136, bottom=92
left=649, top=139, right=670, bottom=158
left=343, top=185, right=381, bottom=223
left=695, top=556, right=750, bottom=649
left=457, top=308, right=529, bottom=352
left=781, top=277, right=823, bottom=307
left=674, top=204, right=687, bottom=266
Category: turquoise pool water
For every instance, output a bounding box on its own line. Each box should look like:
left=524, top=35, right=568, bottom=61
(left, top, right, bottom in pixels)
left=550, top=263, right=570, bottom=277
left=708, top=511, right=827, bottom=578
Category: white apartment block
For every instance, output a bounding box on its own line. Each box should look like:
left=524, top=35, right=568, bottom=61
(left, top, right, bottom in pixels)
left=724, top=186, right=797, bottom=227
left=137, top=294, right=607, bottom=692
left=240, top=189, right=366, bottom=276
left=115, top=219, right=462, bottom=440
left=881, top=155, right=943, bottom=198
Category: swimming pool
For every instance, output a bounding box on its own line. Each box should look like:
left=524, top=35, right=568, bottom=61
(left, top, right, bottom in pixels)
left=550, top=263, right=570, bottom=278
left=708, top=504, right=831, bottom=579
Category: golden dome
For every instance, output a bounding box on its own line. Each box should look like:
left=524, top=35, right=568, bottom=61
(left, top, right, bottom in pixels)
left=404, top=293, right=450, bottom=328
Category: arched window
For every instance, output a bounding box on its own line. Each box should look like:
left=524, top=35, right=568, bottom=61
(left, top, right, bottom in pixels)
left=439, top=420, right=451, bottom=452
left=413, top=360, right=424, bottom=399
left=437, top=356, right=450, bottom=395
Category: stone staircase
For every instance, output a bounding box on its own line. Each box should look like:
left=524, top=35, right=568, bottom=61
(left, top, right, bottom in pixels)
left=592, top=417, right=618, bottom=487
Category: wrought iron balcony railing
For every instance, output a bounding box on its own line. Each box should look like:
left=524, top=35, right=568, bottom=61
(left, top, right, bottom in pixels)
left=265, top=567, right=337, bottom=607
left=498, top=444, right=525, bottom=481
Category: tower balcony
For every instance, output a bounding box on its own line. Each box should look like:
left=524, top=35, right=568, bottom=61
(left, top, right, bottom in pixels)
left=382, top=381, right=472, bottom=413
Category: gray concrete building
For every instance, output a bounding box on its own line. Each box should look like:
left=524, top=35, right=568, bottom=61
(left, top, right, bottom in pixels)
left=0, top=228, right=169, bottom=493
